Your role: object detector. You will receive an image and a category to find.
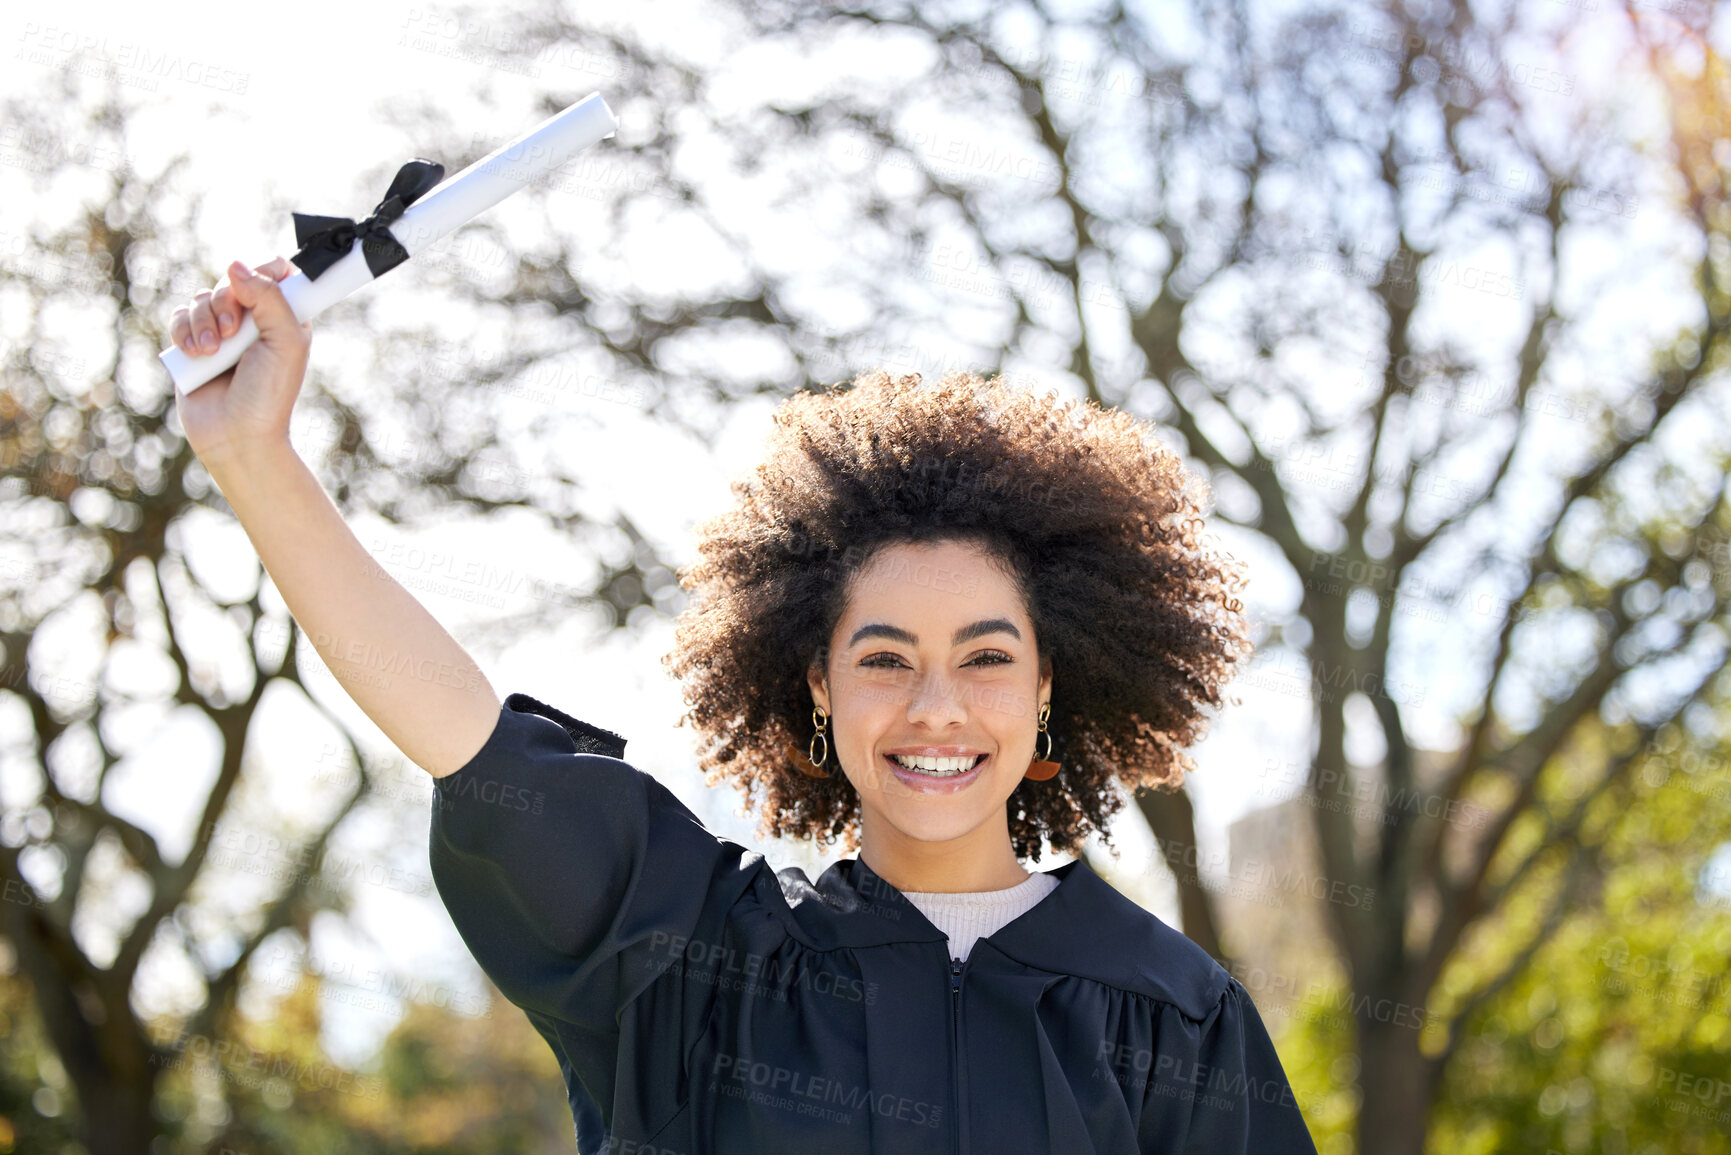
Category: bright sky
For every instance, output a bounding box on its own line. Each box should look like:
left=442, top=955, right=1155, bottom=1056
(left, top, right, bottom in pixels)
left=5, top=0, right=1726, bottom=1067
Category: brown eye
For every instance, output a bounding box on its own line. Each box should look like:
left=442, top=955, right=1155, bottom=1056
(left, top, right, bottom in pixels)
left=968, top=651, right=1012, bottom=665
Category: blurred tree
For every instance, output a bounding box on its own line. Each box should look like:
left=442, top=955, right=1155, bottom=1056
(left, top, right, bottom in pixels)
left=1423, top=719, right=1731, bottom=1155
left=173, top=973, right=575, bottom=1155
left=0, top=950, right=81, bottom=1153
left=2, top=937, right=577, bottom=1155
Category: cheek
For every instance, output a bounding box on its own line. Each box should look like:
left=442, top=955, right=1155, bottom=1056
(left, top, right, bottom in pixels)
left=835, top=672, right=906, bottom=721
left=830, top=702, right=893, bottom=785
left=971, top=675, right=1040, bottom=731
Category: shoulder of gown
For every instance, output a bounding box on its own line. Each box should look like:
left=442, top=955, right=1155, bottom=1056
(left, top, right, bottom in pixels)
left=427, top=691, right=768, bottom=1026
left=972, top=854, right=1232, bottom=1021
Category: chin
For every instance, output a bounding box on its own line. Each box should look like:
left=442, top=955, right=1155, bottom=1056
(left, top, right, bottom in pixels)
left=877, top=806, right=991, bottom=845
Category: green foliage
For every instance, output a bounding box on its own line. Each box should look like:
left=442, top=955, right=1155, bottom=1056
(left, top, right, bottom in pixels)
left=145, top=972, right=573, bottom=1154
left=0, top=965, right=80, bottom=1154
left=1262, top=989, right=1362, bottom=1155
left=1427, top=729, right=1731, bottom=1155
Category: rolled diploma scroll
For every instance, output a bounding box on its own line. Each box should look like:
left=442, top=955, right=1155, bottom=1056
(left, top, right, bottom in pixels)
left=160, top=91, right=618, bottom=392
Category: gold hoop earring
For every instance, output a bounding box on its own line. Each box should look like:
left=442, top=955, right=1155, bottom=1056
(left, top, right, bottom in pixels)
left=1024, top=701, right=1060, bottom=781
left=787, top=705, right=831, bottom=778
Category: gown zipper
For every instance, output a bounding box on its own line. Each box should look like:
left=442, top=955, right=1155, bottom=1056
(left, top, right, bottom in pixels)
left=950, top=956, right=967, bottom=1154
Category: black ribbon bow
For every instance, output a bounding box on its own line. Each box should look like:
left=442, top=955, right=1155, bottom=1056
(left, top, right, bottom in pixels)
left=290, top=158, right=446, bottom=281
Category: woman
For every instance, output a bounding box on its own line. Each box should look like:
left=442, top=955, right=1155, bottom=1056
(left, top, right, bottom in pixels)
left=171, top=259, right=1319, bottom=1154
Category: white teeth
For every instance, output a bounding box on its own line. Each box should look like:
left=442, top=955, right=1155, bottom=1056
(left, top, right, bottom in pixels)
left=889, top=754, right=983, bottom=776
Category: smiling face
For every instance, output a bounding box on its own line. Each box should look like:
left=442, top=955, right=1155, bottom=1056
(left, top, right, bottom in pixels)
left=806, top=537, right=1053, bottom=874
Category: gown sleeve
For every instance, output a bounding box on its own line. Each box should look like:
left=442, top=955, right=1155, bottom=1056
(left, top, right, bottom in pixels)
left=426, top=690, right=739, bottom=1047
left=1149, top=975, right=1319, bottom=1154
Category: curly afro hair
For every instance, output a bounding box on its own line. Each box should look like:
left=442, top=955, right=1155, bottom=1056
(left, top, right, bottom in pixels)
left=661, top=369, right=1252, bottom=862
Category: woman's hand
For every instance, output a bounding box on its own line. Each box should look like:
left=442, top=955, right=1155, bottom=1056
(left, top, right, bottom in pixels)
left=169, top=256, right=311, bottom=476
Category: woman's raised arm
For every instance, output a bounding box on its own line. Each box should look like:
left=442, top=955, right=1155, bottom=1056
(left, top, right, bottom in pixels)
left=170, top=257, right=501, bottom=778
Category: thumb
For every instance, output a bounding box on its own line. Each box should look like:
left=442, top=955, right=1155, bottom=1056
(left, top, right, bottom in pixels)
left=226, top=260, right=301, bottom=339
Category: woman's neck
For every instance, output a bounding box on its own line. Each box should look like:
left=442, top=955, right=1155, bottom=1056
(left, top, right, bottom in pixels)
left=858, top=812, right=1030, bottom=893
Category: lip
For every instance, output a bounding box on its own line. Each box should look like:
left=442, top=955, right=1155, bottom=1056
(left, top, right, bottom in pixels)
left=883, top=751, right=988, bottom=795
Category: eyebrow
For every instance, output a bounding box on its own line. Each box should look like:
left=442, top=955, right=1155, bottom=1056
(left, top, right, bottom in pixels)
left=847, top=618, right=1023, bottom=648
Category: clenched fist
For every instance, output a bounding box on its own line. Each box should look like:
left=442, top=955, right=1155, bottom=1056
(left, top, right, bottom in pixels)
left=169, top=256, right=311, bottom=475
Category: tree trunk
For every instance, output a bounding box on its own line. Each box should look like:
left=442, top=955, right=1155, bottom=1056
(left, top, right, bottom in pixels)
left=1355, top=1015, right=1435, bottom=1155
left=76, top=1072, right=157, bottom=1155
left=1134, top=786, right=1228, bottom=961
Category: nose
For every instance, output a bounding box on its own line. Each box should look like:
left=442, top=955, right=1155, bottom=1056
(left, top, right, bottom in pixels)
left=905, top=668, right=968, bottom=729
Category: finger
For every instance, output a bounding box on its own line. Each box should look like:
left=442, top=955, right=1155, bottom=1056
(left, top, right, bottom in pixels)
left=258, top=255, right=292, bottom=281
left=189, top=290, right=219, bottom=354
left=212, top=280, right=246, bottom=338
left=227, top=261, right=306, bottom=349
left=209, top=283, right=231, bottom=338
left=170, top=306, right=192, bottom=353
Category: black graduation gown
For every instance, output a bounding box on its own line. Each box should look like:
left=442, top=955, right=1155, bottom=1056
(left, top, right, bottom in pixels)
left=429, top=692, right=1320, bottom=1155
